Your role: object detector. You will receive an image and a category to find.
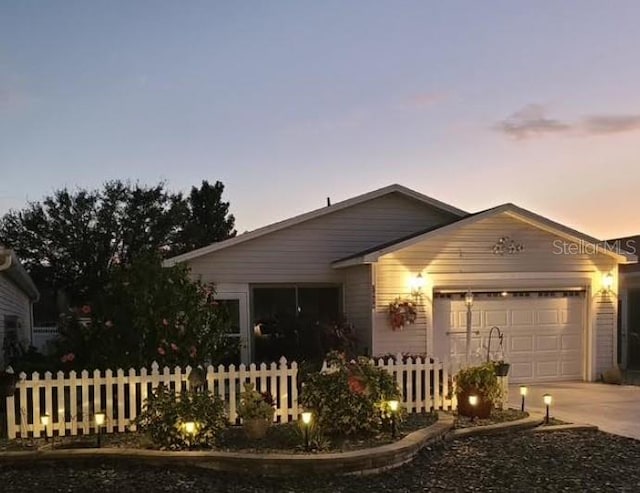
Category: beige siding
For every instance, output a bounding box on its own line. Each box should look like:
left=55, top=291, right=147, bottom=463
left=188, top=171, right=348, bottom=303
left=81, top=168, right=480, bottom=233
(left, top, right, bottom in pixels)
left=0, top=272, right=32, bottom=358
left=594, top=294, right=616, bottom=376
left=343, top=265, right=372, bottom=354
left=187, top=192, right=456, bottom=285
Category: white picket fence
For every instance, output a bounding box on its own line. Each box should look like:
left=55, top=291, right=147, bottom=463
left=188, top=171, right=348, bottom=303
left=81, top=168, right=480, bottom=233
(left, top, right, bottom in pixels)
left=4, top=355, right=453, bottom=439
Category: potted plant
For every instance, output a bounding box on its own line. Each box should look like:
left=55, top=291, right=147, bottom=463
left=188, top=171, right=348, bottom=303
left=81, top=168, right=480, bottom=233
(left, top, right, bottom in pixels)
left=237, top=382, right=275, bottom=439
left=455, top=362, right=502, bottom=419
left=0, top=369, right=17, bottom=397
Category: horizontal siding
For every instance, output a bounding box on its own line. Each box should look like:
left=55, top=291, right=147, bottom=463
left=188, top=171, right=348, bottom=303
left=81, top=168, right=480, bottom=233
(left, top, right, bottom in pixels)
left=595, top=295, right=616, bottom=376
left=0, top=272, right=32, bottom=363
left=188, top=192, right=457, bottom=284
left=343, top=265, right=372, bottom=354
left=383, top=213, right=614, bottom=274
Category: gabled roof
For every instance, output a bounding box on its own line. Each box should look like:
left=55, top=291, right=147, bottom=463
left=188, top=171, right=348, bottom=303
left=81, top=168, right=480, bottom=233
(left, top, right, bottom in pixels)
left=0, top=247, right=40, bottom=301
left=332, top=203, right=637, bottom=268
left=163, top=184, right=467, bottom=266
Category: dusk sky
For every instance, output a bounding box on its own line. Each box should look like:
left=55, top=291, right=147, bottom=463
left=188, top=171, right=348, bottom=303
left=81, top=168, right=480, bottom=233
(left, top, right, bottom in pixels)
left=1, top=1, right=639, bottom=239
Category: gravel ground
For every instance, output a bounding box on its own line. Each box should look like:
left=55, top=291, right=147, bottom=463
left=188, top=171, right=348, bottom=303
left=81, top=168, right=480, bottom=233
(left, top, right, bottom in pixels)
left=1, top=430, right=639, bottom=492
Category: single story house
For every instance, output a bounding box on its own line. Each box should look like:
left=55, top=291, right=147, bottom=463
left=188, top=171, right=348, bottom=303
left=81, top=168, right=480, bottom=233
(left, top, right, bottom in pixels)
left=164, top=184, right=636, bottom=383
left=0, top=246, right=39, bottom=366
left=610, top=234, right=640, bottom=370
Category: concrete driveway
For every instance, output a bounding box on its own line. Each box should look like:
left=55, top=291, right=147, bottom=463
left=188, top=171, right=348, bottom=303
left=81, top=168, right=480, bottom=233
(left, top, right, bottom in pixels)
left=508, top=382, right=640, bottom=440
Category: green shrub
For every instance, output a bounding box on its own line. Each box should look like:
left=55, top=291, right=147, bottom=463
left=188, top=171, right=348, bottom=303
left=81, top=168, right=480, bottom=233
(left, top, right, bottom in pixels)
left=237, top=382, right=275, bottom=421
left=299, top=352, right=401, bottom=436
left=455, top=362, right=502, bottom=403
left=134, top=385, right=227, bottom=449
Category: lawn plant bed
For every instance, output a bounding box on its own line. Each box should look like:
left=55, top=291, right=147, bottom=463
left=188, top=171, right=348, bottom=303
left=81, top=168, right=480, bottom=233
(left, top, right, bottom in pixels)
left=0, top=412, right=438, bottom=454
left=454, top=408, right=528, bottom=429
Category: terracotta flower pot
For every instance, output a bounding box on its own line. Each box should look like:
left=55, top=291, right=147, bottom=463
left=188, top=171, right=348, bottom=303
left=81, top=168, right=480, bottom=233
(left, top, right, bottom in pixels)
left=457, top=388, right=493, bottom=419
left=243, top=417, right=271, bottom=439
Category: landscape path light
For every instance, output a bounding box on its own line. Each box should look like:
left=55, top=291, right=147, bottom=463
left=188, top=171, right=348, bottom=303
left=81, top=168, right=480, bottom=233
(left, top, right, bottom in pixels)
left=40, top=413, right=50, bottom=444
left=301, top=411, right=313, bottom=451
left=95, top=411, right=106, bottom=448
left=543, top=394, right=552, bottom=424
left=519, top=386, right=528, bottom=412
left=388, top=400, right=400, bottom=438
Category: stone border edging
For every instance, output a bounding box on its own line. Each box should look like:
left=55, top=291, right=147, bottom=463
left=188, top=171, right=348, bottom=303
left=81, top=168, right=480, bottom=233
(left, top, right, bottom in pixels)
left=0, top=413, right=454, bottom=477
left=446, top=411, right=545, bottom=440
left=530, top=423, right=599, bottom=433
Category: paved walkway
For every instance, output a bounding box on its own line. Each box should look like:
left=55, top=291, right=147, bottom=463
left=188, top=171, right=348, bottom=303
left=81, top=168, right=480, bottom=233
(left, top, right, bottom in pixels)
left=508, top=381, right=640, bottom=440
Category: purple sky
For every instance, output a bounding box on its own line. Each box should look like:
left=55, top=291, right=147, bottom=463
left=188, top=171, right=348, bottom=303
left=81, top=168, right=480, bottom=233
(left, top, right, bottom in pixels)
left=1, top=1, right=639, bottom=239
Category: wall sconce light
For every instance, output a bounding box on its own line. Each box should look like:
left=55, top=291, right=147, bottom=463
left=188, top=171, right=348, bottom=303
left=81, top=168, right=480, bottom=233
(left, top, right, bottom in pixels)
left=519, top=386, right=528, bottom=412
left=301, top=411, right=313, bottom=450
left=543, top=393, right=552, bottom=424
left=410, top=273, right=426, bottom=299
left=602, top=272, right=614, bottom=293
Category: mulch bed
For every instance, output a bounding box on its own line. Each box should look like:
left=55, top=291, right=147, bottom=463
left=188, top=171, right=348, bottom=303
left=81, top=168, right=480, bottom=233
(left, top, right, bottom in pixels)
left=0, top=430, right=639, bottom=491
left=455, top=408, right=529, bottom=428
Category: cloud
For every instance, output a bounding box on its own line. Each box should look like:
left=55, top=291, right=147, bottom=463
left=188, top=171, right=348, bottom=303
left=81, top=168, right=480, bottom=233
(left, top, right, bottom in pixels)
left=495, top=104, right=571, bottom=139
left=496, top=105, right=640, bottom=139
left=582, top=115, right=640, bottom=135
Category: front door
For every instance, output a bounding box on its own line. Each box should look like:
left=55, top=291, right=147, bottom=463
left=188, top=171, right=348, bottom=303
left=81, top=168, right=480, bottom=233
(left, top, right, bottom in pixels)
left=215, top=292, right=250, bottom=365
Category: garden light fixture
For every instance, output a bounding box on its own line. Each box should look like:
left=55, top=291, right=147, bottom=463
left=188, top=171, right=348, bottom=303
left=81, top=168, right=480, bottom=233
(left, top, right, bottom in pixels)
left=301, top=411, right=313, bottom=451
left=95, top=411, right=106, bottom=448
left=519, top=386, right=528, bottom=412
left=410, top=273, right=426, bottom=299
left=40, top=414, right=50, bottom=443
left=603, top=272, right=614, bottom=293
left=543, top=394, right=552, bottom=424
left=468, top=395, right=478, bottom=407
left=388, top=400, right=400, bottom=438
left=183, top=421, right=196, bottom=435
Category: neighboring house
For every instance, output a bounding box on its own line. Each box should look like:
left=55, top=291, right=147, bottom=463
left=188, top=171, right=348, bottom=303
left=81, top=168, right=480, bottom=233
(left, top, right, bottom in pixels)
left=0, top=246, right=39, bottom=366
left=164, top=184, right=636, bottom=383
left=609, top=234, right=640, bottom=370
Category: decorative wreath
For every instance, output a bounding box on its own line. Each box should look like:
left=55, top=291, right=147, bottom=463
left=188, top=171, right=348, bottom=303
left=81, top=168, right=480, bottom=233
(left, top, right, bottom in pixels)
left=388, top=298, right=418, bottom=331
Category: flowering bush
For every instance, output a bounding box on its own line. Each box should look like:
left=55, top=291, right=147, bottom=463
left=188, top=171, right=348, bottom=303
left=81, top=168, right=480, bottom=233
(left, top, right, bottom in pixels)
left=299, top=352, right=401, bottom=436
left=388, top=298, right=418, bottom=330
left=237, top=382, right=275, bottom=421
left=134, top=384, right=227, bottom=450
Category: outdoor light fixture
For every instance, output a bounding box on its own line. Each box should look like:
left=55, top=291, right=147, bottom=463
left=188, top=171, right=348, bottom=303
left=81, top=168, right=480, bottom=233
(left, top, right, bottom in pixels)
left=183, top=421, right=196, bottom=435
left=301, top=411, right=313, bottom=451
left=501, top=291, right=508, bottom=297
left=410, top=273, right=426, bottom=299
left=543, top=394, right=552, bottom=424
left=95, top=411, right=106, bottom=448
left=464, top=290, right=474, bottom=363
left=40, top=414, right=50, bottom=443
left=388, top=400, right=400, bottom=438
left=519, top=386, right=528, bottom=412
left=603, top=273, right=614, bottom=293
left=468, top=395, right=479, bottom=407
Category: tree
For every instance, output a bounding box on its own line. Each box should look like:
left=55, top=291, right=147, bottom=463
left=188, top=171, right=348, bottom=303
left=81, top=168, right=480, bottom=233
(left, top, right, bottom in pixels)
left=175, top=180, right=236, bottom=254
left=56, top=253, right=238, bottom=370
left=0, top=180, right=235, bottom=314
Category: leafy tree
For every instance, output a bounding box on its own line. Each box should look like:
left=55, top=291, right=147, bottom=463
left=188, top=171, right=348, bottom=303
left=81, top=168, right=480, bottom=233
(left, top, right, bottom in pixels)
left=56, top=254, right=238, bottom=370
left=0, top=180, right=235, bottom=315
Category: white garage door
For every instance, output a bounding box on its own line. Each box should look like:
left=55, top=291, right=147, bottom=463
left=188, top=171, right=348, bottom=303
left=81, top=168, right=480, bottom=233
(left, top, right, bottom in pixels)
left=434, top=291, right=585, bottom=383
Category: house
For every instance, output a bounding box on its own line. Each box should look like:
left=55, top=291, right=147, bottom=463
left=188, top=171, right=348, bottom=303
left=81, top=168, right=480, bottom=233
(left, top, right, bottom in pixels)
left=0, top=246, right=39, bottom=366
left=609, top=234, right=640, bottom=370
left=164, top=184, right=636, bottom=383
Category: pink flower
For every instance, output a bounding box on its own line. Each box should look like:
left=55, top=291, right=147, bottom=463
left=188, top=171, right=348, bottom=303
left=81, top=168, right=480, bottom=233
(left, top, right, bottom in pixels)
left=61, top=352, right=76, bottom=363
left=157, top=347, right=166, bottom=356
left=170, top=343, right=179, bottom=352
left=104, top=320, right=113, bottom=328
left=81, top=305, right=91, bottom=315
left=162, top=319, right=169, bottom=327
left=189, top=346, right=197, bottom=358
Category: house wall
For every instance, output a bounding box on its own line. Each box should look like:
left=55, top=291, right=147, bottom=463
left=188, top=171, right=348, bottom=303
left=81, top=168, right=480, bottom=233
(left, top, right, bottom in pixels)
left=187, top=192, right=457, bottom=285
left=0, top=272, right=32, bottom=363
left=343, top=265, right=373, bottom=354
left=373, top=212, right=618, bottom=380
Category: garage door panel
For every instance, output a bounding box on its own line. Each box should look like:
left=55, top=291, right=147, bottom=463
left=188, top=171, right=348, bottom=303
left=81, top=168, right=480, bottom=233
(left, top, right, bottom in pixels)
left=510, top=335, right=533, bottom=352
left=536, top=335, right=560, bottom=351
left=512, top=310, right=535, bottom=325
left=510, top=362, right=534, bottom=381
left=561, top=334, right=581, bottom=350
left=536, top=360, right=560, bottom=377
left=537, top=309, right=560, bottom=325
left=485, top=310, right=508, bottom=326
left=561, top=360, right=582, bottom=376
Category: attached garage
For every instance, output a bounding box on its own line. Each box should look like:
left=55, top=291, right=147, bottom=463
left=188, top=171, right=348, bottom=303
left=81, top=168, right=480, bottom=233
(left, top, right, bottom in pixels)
left=433, top=291, right=586, bottom=383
